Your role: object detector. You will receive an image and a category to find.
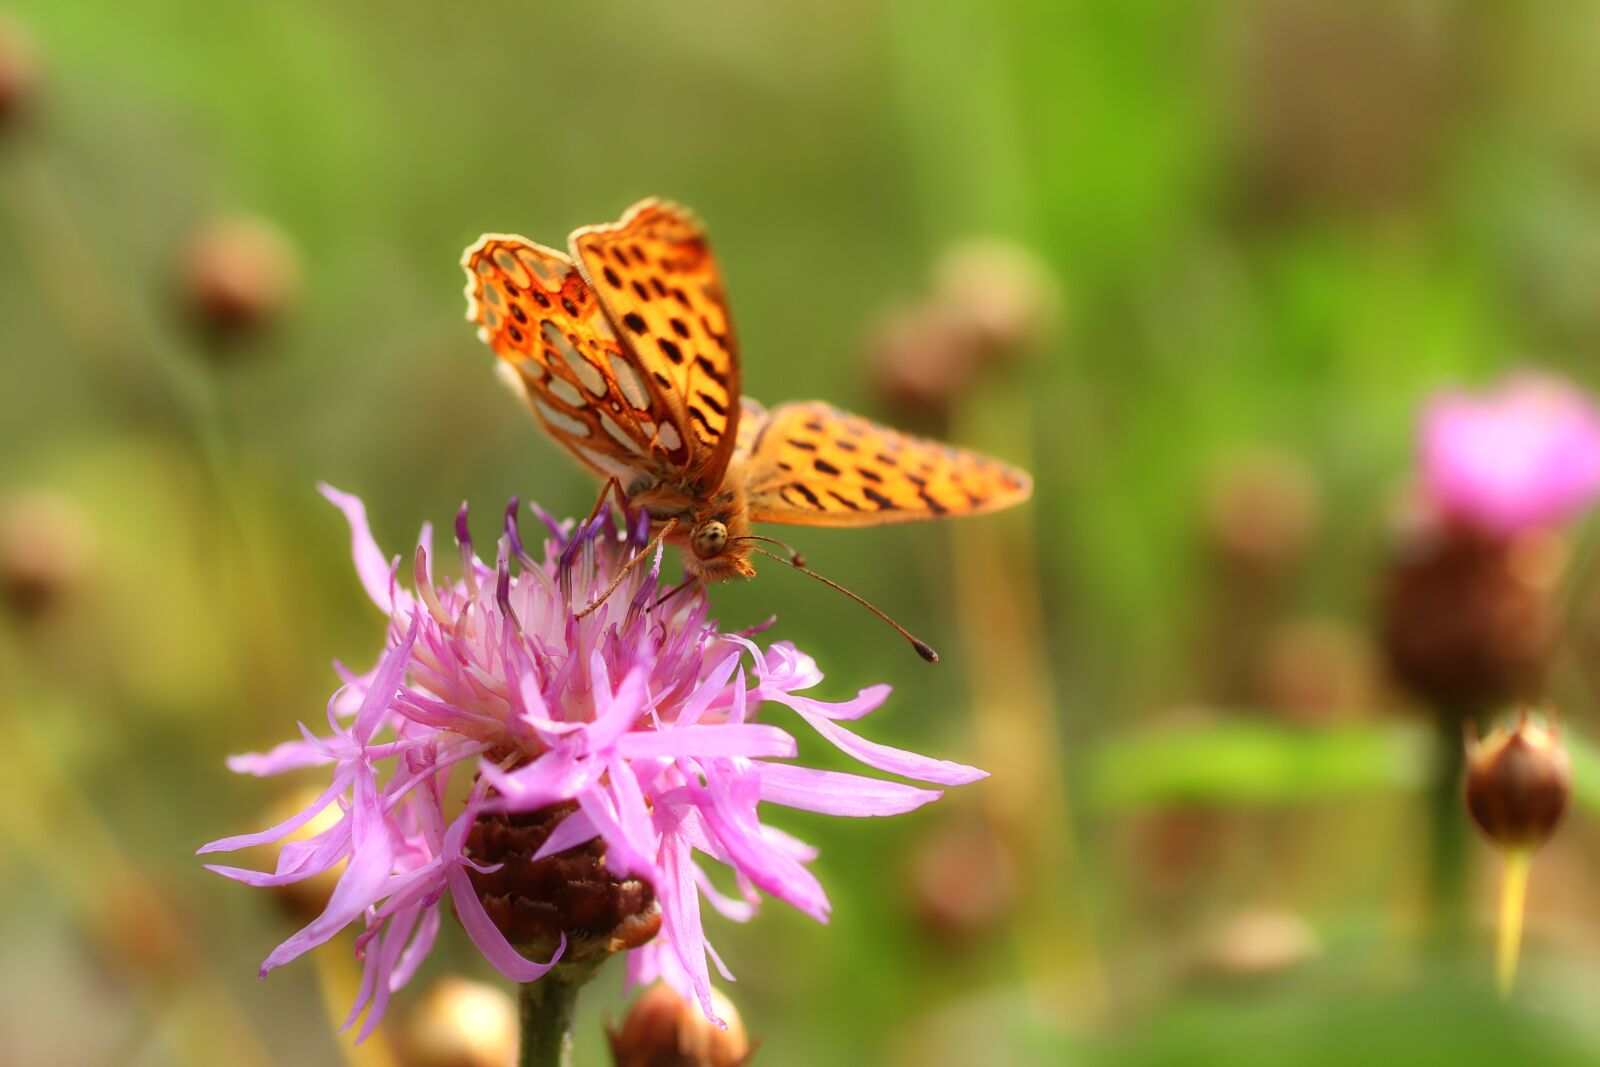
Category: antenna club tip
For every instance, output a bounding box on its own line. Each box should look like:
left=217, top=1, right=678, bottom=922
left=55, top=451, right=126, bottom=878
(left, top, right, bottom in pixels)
left=791, top=554, right=807, bottom=568
left=913, top=640, right=940, bottom=663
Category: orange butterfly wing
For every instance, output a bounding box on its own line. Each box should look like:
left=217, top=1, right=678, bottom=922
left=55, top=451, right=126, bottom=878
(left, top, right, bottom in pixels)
left=741, top=402, right=1033, bottom=527
left=569, top=200, right=742, bottom=494
left=461, top=234, right=693, bottom=489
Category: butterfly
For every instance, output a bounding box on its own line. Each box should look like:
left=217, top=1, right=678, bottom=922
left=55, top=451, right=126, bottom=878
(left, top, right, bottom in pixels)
left=462, top=199, right=1032, bottom=660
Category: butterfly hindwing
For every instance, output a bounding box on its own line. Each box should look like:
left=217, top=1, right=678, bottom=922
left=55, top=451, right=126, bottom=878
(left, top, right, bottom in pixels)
left=741, top=402, right=1033, bottom=527
left=462, top=235, right=692, bottom=488
left=569, top=200, right=742, bottom=492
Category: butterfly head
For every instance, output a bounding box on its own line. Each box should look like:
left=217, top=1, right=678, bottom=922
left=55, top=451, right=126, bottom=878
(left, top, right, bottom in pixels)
left=690, top=519, right=729, bottom=561
left=682, top=505, right=757, bottom=582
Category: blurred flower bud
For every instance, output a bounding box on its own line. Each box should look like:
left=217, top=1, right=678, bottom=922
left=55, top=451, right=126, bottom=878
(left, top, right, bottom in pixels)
left=866, top=301, right=984, bottom=421
left=0, top=15, right=39, bottom=132
left=179, top=215, right=300, bottom=343
left=1255, top=618, right=1375, bottom=724
left=94, top=877, right=191, bottom=984
left=1380, top=501, right=1555, bottom=716
left=398, top=978, right=517, bottom=1067
left=1239, top=0, right=1450, bottom=218
left=1465, top=713, right=1570, bottom=852
left=466, top=800, right=660, bottom=963
left=608, top=983, right=751, bottom=1067
left=906, top=816, right=1016, bottom=943
left=0, top=490, right=91, bottom=619
left=1202, top=448, right=1321, bottom=575
left=241, top=786, right=346, bottom=924
left=1190, top=908, right=1320, bottom=984
left=931, top=239, right=1062, bottom=362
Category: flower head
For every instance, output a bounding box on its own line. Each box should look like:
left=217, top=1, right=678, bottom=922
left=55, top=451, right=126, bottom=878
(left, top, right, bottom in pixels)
left=1420, top=374, right=1600, bottom=534
left=201, top=487, right=980, bottom=1036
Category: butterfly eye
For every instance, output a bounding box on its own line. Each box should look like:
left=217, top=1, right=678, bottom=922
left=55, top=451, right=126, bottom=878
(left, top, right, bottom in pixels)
left=691, top=520, right=729, bottom=560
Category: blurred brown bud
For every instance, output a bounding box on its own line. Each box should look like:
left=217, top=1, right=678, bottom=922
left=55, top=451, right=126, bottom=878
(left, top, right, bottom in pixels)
left=0, top=15, right=39, bottom=132
left=866, top=301, right=985, bottom=420
left=0, top=490, right=91, bottom=619
left=1202, top=448, right=1321, bottom=575
left=1239, top=0, right=1452, bottom=218
left=1465, top=713, right=1570, bottom=853
left=1380, top=503, right=1555, bottom=716
left=398, top=977, right=517, bottom=1067
left=1191, top=908, right=1320, bottom=983
left=906, top=816, right=1016, bottom=943
left=94, top=877, right=192, bottom=984
left=1255, top=617, right=1375, bottom=724
left=179, top=215, right=300, bottom=343
left=608, top=983, right=751, bottom=1067
left=466, top=800, right=660, bottom=962
left=931, top=239, right=1062, bottom=362
left=240, top=786, right=346, bottom=924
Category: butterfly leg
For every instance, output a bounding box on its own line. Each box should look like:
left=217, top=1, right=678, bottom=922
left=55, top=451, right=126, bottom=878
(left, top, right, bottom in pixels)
left=579, top=476, right=634, bottom=533
left=652, top=573, right=702, bottom=611
left=575, top=517, right=680, bottom=619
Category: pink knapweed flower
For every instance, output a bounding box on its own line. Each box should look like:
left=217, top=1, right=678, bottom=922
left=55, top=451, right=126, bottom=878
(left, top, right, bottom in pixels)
left=1420, top=374, right=1600, bottom=534
left=200, top=487, right=981, bottom=1035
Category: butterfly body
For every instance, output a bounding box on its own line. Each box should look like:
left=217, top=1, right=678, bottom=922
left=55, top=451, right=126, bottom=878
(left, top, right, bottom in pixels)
left=463, top=199, right=1032, bottom=602
left=633, top=478, right=756, bottom=582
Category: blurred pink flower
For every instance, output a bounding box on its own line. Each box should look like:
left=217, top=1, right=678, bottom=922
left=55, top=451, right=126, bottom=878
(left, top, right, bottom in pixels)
left=1420, top=374, right=1600, bottom=533
left=200, top=487, right=979, bottom=1036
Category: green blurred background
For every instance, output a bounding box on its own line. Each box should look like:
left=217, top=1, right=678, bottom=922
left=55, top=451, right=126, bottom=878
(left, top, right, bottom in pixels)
left=6, top=1, right=1600, bottom=1064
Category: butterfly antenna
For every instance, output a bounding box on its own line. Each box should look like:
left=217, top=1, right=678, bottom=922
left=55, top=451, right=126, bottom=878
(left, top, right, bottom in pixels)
left=735, top=534, right=807, bottom=567
left=748, top=546, right=938, bottom=663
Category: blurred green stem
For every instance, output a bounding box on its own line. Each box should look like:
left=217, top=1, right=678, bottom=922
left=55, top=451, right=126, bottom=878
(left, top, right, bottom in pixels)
left=517, top=962, right=597, bottom=1067
left=1428, top=709, right=1470, bottom=949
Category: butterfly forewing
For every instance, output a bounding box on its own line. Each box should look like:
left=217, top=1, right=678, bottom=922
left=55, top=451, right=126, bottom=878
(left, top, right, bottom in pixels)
left=741, top=402, right=1033, bottom=526
left=569, top=200, right=742, bottom=492
left=462, top=235, right=692, bottom=488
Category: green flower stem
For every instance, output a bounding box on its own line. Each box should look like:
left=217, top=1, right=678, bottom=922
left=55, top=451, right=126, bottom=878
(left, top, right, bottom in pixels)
left=517, top=961, right=602, bottom=1067
left=1428, top=708, right=1473, bottom=949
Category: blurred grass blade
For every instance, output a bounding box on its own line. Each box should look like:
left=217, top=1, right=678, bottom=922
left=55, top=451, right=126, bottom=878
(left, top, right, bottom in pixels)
left=1088, top=717, right=1432, bottom=810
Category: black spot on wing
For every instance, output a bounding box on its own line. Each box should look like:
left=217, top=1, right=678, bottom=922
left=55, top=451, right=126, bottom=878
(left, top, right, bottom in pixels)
left=783, top=483, right=823, bottom=509
left=693, top=354, right=727, bottom=385
left=862, top=487, right=897, bottom=510
left=828, top=490, right=862, bottom=511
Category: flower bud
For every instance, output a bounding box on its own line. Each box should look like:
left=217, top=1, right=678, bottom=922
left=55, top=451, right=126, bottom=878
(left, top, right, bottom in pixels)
left=239, top=786, right=346, bottom=924
left=866, top=301, right=985, bottom=421
left=178, top=215, right=300, bottom=343
left=906, top=816, right=1016, bottom=943
left=0, top=15, right=40, bottom=132
left=1201, top=448, right=1321, bottom=576
left=0, top=490, right=91, bottom=619
left=398, top=978, right=517, bottom=1067
left=1239, top=0, right=1446, bottom=218
left=608, top=983, right=751, bottom=1067
left=1380, top=504, right=1554, bottom=716
left=1255, top=618, right=1375, bottom=725
left=1465, top=713, right=1571, bottom=852
left=931, top=239, right=1062, bottom=362
left=465, top=800, right=660, bottom=962
left=1191, top=908, right=1320, bottom=983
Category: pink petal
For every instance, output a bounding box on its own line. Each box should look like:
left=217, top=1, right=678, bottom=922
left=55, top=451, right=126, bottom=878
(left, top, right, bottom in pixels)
left=319, top=484, right=410, bottom=613
left=757, top=764, right=943, bottom=816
